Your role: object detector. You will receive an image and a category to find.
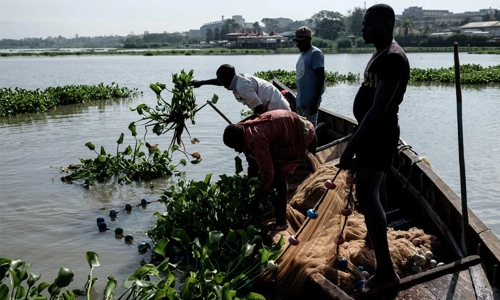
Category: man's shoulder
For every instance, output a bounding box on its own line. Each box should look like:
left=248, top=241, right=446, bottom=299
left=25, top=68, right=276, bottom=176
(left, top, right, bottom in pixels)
left=311, top=46, right=324, bottom=53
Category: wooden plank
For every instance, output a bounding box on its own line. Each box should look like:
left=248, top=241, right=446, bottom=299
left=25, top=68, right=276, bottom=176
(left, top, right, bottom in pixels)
left=398, top=255, right=481, bottom=289
left=396, top=284, right=439, bottom=299
left=469, top=263, right=494, bottom=299
left=310, top=273, right=355, bottom=300
left=417, top=269, right=476, bottom=299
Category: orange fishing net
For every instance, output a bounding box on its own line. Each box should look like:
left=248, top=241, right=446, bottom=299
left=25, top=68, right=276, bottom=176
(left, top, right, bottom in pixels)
left=262, top=155, right=441, bottom=296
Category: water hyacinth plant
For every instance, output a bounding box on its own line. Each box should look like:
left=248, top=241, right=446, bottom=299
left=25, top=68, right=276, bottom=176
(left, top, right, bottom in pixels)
left=0, top=83, right=140, bottom=117
left=143, top=158, right=283, bottom=299
left=256, top=64, right=500, bottom=88
left=410, top=64, right=500, bottom=84
left=253, top=69, right=360, bottom=89
left=131, top=69, right=218, bottom=160
left=57, top=122, right=186, bottom=187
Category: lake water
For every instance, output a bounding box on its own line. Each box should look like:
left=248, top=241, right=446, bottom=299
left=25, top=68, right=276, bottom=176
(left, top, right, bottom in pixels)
left=0, top=52, right=499, bottom=295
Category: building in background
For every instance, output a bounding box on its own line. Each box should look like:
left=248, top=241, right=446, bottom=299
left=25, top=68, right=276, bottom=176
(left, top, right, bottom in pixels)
left=460, top=21, right=500, bottom=37
left=401, top=6, right=498, bottom=33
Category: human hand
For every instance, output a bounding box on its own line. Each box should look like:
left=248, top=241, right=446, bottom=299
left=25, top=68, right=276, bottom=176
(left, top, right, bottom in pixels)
left=188, top=80, right=202, bottom=88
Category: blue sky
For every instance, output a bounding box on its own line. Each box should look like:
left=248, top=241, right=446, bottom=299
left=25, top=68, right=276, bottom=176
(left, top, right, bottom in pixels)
left=0, top=0, right=498, bottom=39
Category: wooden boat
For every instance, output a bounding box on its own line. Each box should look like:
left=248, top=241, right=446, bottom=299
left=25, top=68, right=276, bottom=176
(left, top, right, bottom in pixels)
left=268, top=76, right=500, bottom=299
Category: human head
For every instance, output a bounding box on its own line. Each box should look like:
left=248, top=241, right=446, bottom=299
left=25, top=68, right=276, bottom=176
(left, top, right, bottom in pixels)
left=294, top=26, right=312, bottom=52
left=223, top=124, right=244, bottom=153
left=362, top=4, right=395, bottom=44
left=216, top=64, right=236, bottom=89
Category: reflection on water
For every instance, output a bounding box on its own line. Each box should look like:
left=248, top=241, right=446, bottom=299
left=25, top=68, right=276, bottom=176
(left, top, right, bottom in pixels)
left=0, top=53, right=499, bottom=296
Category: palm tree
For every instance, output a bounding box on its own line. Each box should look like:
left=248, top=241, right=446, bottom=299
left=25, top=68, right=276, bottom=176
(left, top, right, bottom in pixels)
left=398, top=18, right=415, bottom=37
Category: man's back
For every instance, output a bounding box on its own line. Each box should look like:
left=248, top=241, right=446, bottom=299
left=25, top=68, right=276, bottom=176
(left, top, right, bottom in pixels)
left=232, top=73, right=290, bottom=112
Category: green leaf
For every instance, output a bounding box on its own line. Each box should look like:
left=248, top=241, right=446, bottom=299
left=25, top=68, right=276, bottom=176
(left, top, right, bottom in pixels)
left=85, top=142, right=95, bottom=151
left=242, top=292, right=266, bottom=300
left=128, top=122, right=137, bottom=137
left=15, top=285, right=26, bottom=299
left=103, top=276, right=117, bottom=300
left=154, top=238, right=169, bottom=257
left=54, top=267, right=74, bottom=288
left=207, top=231, right=224, bottom=252
left=28, top=272, right=42, bottom=287
left=191, top=158, right=202, bottom=164
left=150, top=83, right=162, bottom=95
left=259, top=248, right=270, bottom=264
left=222, top=282, right=232, bottom=300
left=48, top=282, right=61, bottom=296
left=85, top=251, right=100, bottom=271
left=246, top=225, right=260, bottom=238
left=204, top=173, right=212, bottom=185
left=171, top=228, right=191, bottom=247
left=179, top=159, right=186, bottom=166
left=211, top=94, right=219, bottom=104
left=123, top=145, right=133, bottom=155
left=98, top=155, right=106, bottom=162
left=116, top=133, right=124, bottom=145
left=180, top=277, right=197, bottom=299
left=242, top=244, right=255, bottom=258
left=62, top=289, right=74, bottom=300
left=0, top=284, right=8, bottom=300
left=37, top=281, right=51, bottom=294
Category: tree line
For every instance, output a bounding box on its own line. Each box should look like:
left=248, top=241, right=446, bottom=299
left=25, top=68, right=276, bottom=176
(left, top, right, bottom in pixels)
left=1, top=7, right=499, bottom=49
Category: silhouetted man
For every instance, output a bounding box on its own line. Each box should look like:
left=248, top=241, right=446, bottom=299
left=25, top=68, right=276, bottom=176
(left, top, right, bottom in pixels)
left=338, top=4, right=410, bottom=296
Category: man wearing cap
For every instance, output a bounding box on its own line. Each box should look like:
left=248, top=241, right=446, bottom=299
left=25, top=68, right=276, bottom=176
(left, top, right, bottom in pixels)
left=222, top=109, right=316, bottom=231
left=189, top=64, right=291, bottom=114
left=294, top=26, right=325, bottom=126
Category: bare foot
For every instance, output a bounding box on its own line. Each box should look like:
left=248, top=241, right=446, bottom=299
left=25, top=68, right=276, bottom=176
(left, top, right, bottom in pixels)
left=358, top=274, right=400, bottom=296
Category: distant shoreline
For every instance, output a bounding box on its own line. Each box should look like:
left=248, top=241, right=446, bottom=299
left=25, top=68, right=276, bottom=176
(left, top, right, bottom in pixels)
left=1, top=46, right=499, bottom=57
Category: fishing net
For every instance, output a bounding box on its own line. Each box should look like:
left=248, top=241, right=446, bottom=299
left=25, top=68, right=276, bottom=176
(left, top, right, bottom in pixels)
left=262, top=154, right=441, bottom=296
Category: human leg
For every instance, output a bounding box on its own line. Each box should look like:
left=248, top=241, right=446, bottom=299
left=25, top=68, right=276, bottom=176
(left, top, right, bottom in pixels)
left=273, top=168, right=288, bottom=227
left=296, top=106, right=318, bottom=127
left=356, top=168, right=397, bottom=281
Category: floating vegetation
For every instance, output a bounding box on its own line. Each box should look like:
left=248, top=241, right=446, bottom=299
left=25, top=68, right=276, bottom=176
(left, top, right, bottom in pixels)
left=57, top=123, right=185, bottom=187
left=58, top=70, right=218, bottom=187
left=410, top=64, right=500, bottom=84
left=254, top=69, right=360, bottom=89
left=3, top=162, right=281, bottom=299
left=256, top=64, right=500, bottom=87
left=147, top=169, right=282, bottom=299
left=0, top=83, right=140, bottom=117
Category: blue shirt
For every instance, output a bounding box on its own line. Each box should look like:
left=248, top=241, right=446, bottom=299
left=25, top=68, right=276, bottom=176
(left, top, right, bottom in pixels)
left=295, top=46, right=325, bottom=108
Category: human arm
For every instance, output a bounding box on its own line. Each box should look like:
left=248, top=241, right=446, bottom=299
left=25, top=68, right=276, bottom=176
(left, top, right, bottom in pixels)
left=310, top=67, right=325, bottom=114
left=248, top=139, right=274, bottom=191
left=253, top=104, right=265, bottom=114
left=189, top=78, right=222, bottom=88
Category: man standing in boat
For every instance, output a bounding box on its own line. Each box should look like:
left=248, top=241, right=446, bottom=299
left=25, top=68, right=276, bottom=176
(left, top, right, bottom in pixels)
left=338, top=4, right=410, bottom=296
left=189, top=64, right=291, bottom=114
left=222, top=109, right=316, bottom=231
left=294, top=26, right=325, bottom=126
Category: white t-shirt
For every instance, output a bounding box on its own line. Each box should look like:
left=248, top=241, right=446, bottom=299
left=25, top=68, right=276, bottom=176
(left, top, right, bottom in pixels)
left=227, top=73, right=290, bottom=111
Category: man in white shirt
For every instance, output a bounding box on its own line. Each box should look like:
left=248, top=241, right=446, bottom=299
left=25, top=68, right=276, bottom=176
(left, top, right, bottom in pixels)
left=189, top=64, right=291, bottom=114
